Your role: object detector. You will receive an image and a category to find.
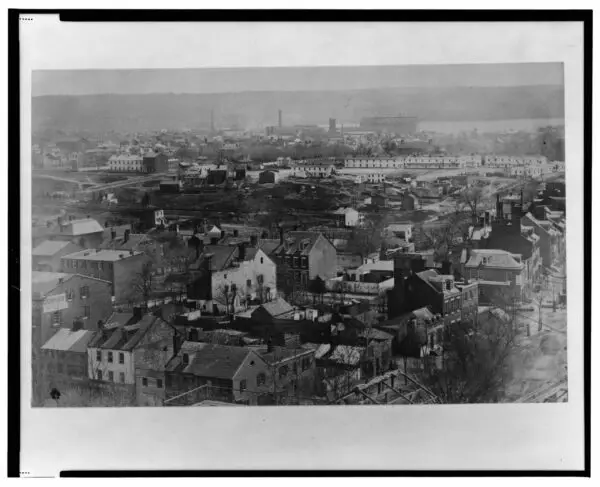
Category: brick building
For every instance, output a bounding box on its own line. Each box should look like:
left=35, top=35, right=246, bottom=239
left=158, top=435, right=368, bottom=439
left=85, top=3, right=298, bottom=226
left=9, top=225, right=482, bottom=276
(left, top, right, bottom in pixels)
left=61, top=249, right=148, bottom=303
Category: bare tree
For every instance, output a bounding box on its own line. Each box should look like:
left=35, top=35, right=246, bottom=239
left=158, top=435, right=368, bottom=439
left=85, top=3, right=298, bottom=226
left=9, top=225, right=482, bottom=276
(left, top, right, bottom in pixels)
left=460, top=186, right=484, bottom=220
left=213, top=283, right=243, bottom=317
left=420, top=315, right=517, bottom=404
left=131, top=260, right=155, bottom=305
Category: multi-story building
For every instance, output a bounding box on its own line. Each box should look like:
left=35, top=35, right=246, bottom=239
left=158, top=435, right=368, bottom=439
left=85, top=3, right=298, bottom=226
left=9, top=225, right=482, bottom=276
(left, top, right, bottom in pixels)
left=37, top=324, right=96, bottom=403
left=291, top=161, right=336, bottom=178
left=187, top=244, right=277, bottom=314
left=108, top=154, right=144, bottom=172
left=464, top=249, right=526, bottom=304
left=344, top=157, right=400, bottom=169
left=32, top=271, right=114, bottom=352
left=270, top=231, right=337, bottom=295
left=32, top=240, right=83, bottom=272
left=87, top=312, right=173, bottom=405
left=143, top=151, right=169, bottom=173
left=164, top=343, right=274, bottom=406
left=484, top=155, right=548, bottom=168
left=60, top=249, right=148, bottom=303
left=51, top=218, right=105, bottom=248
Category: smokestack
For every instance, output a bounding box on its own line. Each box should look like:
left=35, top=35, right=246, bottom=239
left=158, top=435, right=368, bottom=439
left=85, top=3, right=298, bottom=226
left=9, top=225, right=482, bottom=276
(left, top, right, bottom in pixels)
left=278, top=109, right=282, bottom=128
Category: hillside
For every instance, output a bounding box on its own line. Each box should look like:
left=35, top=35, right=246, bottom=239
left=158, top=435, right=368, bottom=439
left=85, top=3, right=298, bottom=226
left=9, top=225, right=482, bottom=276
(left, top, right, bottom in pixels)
left=32, top=85, right=564, bottom=133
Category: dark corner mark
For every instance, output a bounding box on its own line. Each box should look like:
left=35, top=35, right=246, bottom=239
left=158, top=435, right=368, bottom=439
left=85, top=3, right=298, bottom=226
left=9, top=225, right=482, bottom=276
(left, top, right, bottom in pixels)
left=8, top=8, right=22, bottom=479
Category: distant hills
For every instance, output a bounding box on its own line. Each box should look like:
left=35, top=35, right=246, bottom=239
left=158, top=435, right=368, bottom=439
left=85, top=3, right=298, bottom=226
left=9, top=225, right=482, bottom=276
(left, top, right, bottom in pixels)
left=32, top=85, right=564, bottom=134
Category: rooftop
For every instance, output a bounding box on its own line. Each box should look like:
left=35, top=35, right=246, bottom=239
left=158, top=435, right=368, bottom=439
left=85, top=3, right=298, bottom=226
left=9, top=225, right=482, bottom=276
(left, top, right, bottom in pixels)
left=56, top=218, right=104, bottom=236
left=41, top=328, right=96, bottom=353
left=255, top=298, right=294, bottom=318
left=170, top=344, right=257, bottom=380
left=62, top=248, right=144, bottom=262
left=32, top=271, right=73, bottom=295
left=32, top=240, right=77, bottom=257
left=465, top=249, right=524, bottom=270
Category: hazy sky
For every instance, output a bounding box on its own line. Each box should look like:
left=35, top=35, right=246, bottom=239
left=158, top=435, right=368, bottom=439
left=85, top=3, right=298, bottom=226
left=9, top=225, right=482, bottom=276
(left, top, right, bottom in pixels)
left=32, top=63, right=564, bottom=97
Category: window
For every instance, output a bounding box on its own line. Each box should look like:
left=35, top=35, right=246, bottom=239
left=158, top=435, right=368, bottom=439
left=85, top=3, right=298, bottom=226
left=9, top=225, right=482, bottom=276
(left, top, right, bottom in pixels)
left=157, top=379, right=163, bottom=389
left=97, top=370, right=102, bottom=380
left=257, top=274, right=264, bottom=285
left=52, top=310, right=62, bottom=325
left=239, top=379, right=247, bottom=392
left=108, top=371, right=114, bottom=382
left=119, top=352, right=124, bottom=364
left=224, top=274, right=228, bottom=280
left=83, top=305, right=90, bottom=318
left=108, top=263, right=113, bottom=270
left=278, top=365, right=288, bottom=378
left=260, top=257, right=264, bottom=264
left=142, top=377, right=148, bottom=387
left=256, top=373, right=266, bottom=386
left=80, top=286, right=89, bottom=299
left=66, top=289, right=74, bottom=301
left=246, top=279, right=252, bottom=289
left=119, top=372, right=125, bottom=383
left=96, top=350, right=102, bottom=361
left=108, top=351, right=113, bottom=363
left=81, top=261, right=87, bottom=269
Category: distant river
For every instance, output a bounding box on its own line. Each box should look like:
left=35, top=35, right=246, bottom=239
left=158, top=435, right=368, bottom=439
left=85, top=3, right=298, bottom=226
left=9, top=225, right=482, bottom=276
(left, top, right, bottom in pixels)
left=418, top=118, right=565, bottom=134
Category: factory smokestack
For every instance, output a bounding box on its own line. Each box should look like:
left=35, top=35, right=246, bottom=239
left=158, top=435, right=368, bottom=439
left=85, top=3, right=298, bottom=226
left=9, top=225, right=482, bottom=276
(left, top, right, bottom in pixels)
left=278, top=109, right=282, bottom=128
left=210, top=109, right=215, bottom=132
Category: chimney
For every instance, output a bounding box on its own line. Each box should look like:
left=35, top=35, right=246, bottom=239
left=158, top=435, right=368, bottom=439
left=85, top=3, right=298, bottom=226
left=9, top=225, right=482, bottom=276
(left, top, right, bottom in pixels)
left=124, top=229, right=130, bottom=243
left=250, top=235, right=258, bottom=247
left=133, top=306, right=143, bottom=321
left=267, top=337, right=273, bottom=353
left=205, top=253, right=213, bottom=271
left=72, top=318, right=83, bottom=332
left=238, top=243, right=246, bottom=261
left=220, top=230, right=225, bottom=239
left=111, top=228, right=117, bottom=240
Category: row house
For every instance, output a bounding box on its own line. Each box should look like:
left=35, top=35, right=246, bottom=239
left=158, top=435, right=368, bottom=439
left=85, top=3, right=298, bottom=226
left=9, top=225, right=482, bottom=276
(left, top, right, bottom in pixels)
left=332, top=207, right=362, bottom=227
left=87, top=312, right=173, bottom=405
left=291, top=161, right=336, bottom=178
left=269, top=231, right=337, bottom=295
left=484, top=155, right=548, bottom=167
left=32, top=240, right=83, bottom=272
left=108, top=154, right=145, bottom=172
left=344, top=157, right=401, bottom=169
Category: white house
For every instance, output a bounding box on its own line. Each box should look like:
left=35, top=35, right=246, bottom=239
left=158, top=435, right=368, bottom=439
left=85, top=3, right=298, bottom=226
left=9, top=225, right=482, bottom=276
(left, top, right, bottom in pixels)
left=108, top=154, right=145, bottom=173
left=333, top=207, right=362, bottom=227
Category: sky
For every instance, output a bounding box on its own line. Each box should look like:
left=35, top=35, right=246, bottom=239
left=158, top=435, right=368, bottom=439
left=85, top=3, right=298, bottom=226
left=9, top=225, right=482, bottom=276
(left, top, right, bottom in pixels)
left=32, top=63, right=564, bottom=97
left=20, top=17, right=575, bottom=97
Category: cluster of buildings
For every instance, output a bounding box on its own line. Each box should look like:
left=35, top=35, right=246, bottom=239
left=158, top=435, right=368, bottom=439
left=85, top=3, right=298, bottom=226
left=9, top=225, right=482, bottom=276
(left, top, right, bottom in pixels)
left=30, top=175, right=566, bottom=407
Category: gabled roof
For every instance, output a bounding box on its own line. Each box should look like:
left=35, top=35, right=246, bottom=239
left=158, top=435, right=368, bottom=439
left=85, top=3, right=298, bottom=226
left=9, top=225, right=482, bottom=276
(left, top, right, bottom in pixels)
left=275, top=231, right=330, bottom=256
left=32, top=271, right=74, bottom=296
left=256, top=298, right=294, bottom=318
left=184, top=344, right=256, bottom=380
left=258, top=239, right=281, bottom=256
left=202, top=245, right=238, bottom=271
left=89, top=314, right=166, bottom=351
left=32, top=240, right=76, bottom=257
left=41, top=328, right=96, bottom=353
left=57, top=218, right=104, bottom=236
